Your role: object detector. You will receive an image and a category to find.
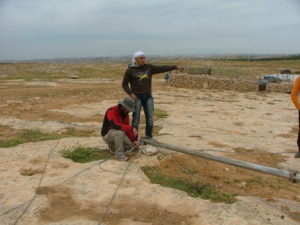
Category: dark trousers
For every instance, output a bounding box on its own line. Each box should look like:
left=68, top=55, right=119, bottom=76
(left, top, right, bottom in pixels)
left=298, top=111, right=300, bottom=152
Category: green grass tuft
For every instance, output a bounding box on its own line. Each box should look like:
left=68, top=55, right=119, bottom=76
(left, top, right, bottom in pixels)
left=61, top=147, right=111, bottom=163
left=0, top=130, right=64, bottom=148
left=154, top=109, right=169, bottom=119
left=142, top=166, right=237, bottom=204
left=0, top=128, right=96, bottom=148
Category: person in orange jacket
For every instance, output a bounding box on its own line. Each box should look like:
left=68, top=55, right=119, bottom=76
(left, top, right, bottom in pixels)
left=291, top=76, right=300, bottom=158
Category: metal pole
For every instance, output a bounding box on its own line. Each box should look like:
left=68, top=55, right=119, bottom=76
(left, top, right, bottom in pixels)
left=143, top=139, right=300, bottom=184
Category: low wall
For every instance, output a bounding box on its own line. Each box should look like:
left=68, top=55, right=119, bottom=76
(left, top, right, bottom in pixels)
left=170, top=74, right=293, bottom=93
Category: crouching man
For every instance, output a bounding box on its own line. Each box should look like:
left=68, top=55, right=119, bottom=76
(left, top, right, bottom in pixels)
left=101, top=97, right=139, bottom=161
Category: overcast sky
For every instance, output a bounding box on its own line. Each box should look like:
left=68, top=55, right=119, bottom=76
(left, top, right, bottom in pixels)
left=0, top=0, right=299, bottom=60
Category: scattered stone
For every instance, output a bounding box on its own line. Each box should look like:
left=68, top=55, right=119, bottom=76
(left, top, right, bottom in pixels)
left=6, top=100, right=23, bottom=104
left=24, top=81, right=59, bottom=87
left=157, top=155, right=165, bottom=161
left=68, top=74, right=79, bottom=79
left=223, top=167, right=230, bottom=172
left=142, top=145, right=159, bottom=156
left=0, top=103, right=8, bottom=108
left=20, top=166, right=44, bottom=176
left=238, top=181, right=247, bottom=189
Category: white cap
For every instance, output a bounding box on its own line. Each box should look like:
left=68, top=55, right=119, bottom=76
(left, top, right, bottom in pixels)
left=132, top=51, right=145, bottom=65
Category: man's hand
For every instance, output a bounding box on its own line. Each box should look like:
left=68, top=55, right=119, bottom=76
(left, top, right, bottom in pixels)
left=133, top=140, right=140, bottom=147
left=131, top=93, right=138, bottom=101
left=176, top=66, right=184, bottom=72
left=133, top=128, right=138, bottom=137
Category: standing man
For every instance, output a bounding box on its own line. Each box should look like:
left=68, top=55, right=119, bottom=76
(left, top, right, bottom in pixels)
left=291, top=75, right=300, bottom=158
left=122, top=51, right=184, bottom=139
left=101, top=97, right=139, bottom=161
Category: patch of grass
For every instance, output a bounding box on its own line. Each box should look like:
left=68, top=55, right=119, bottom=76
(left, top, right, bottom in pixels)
left=154, top=58, right=300, bottom=77
left=0, top=128, right=95, bottom=148
left=247, top=176, right=267, bottom=186
left=154, top=109, right=169, bottom=119
left=0, top=129, right=64, bottom=148
left=211, top=176, right=220, bottom=180
left=233, top=179, right=242, bottom=183
left=62, top=127, right=96, bottom=137
left=0, top=139, right=23, bottom=148
left=0, top=71, right=65, bottom=81
left=142, top=166, right=237, bottom=203
left=181, top=168, right=198, bottom=175
left=0, top=62, right=128, bottom=81
left=20, top=129, right=63, bottom=141
left=224, top=178, right=232, bottom=184
left=61, top=147, right=111, bottom=163
left=1, top=59, right=300, bottom=81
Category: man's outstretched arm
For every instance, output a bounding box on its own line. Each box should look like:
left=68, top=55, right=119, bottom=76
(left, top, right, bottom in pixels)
left=151, top=65, right=184, bottom=74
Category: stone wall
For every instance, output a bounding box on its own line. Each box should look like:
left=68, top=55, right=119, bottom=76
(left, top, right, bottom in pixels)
left=170, top=74, right=293, bottom=93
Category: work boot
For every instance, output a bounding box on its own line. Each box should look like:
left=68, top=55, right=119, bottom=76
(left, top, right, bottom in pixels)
left=114, top=154, right=129, bottom=161
left=108, top=144, right=115, bottom=154
left=295, top=152, right=300, bottom=158
left=143, top=136, right=153, bottom=140
left=125, top=145, right=138, bottom=153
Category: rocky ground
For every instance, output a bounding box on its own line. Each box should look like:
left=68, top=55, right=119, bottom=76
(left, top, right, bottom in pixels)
left=0, top=78, right=299, bottom=225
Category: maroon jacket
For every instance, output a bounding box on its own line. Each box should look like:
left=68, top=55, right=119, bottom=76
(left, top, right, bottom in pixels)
left=101, top=105, right=135, bottom=141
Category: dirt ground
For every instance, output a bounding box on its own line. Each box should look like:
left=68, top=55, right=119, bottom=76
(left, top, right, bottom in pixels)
left=0, top=77, right=300, bottom=225
left=0, top=80, right=124, bottom=123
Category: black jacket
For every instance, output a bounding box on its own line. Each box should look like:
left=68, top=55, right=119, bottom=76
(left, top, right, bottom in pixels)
left=122, top=64, right=177, bottom=95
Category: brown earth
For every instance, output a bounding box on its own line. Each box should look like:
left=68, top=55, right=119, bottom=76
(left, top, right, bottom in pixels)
left=154, top=153, right=300, bottom=203
left=1, top=77, right=300, bottom=225
left=0, top=125, right=18, bottom=141
left=0, top=82, right=125, bottom=123
left=37, top=185, right=194, bottom=225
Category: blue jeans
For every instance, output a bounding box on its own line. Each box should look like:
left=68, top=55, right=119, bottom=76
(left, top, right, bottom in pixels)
left=132, top=94, right=154, bottom=137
